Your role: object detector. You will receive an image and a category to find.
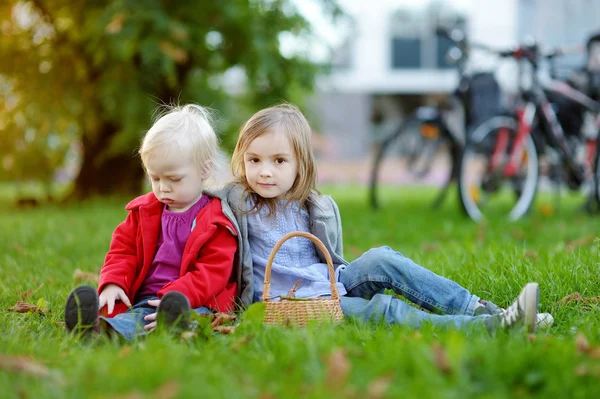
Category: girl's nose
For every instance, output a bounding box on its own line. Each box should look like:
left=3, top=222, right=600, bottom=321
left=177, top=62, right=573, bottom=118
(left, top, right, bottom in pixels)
left=260, top=166, right=272, bottom=177
left=159, top=181, right=171, bottom=192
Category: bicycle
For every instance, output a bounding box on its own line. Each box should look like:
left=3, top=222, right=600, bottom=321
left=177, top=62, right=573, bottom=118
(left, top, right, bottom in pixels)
left=369, top=27, right=502, bottom=209
left=458, top=41, right=600, bottom=221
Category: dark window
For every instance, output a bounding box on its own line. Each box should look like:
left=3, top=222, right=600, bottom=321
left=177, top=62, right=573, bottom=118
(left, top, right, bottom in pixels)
left=435, top=35, right=455, bottom=69
left=391, top=38, right=422, bottom=68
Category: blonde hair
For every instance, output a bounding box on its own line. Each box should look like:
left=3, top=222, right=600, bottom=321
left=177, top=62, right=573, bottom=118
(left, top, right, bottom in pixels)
left=231, top=103, right=318, bottom=215
left=139, top=104, right=224, bottom=182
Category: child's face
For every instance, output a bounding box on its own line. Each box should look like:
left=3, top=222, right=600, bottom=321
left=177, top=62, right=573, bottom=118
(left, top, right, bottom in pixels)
left=145, top=150, right=205, bottom=212
left=243, top=130, right=298, bottom=199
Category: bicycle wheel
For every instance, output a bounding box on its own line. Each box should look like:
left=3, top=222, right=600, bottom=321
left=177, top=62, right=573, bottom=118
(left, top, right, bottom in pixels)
left=459, top=116, right=539, bottom=221
left=369, top=116, right=455, bottom=209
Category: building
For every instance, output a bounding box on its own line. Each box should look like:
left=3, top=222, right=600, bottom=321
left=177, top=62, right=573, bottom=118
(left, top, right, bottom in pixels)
left=312, top=0, right=600, bottom=173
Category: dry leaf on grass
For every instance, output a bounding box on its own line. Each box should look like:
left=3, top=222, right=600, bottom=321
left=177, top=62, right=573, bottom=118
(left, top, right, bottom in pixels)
left=73, top=269, right=99, bottom=284
left=523, top=250, right=538, bottom=260
left=421, top=242, right=440, bottom=252
left=8, top=301, right=49, bottom=315
left=17, top=289, right=35, bottom=300
left=180, top=331, right=197, bottom=342
left=366, top=374, right=394, bottom=399
left=212, top=326, right=236, bottom=335
left=576, top=333, right=590, bottom=353
left=566, top=236, right=594, bottom=251
left=557, top=292, right=600, bottom=305
left=231, top=335, right=253, bottom=352
left=154, top=380, right=180, bottom=399
left=210, top=313, right=237, bottom=328
left=0, top=355, right=51, bottom=378
left=325, top=349, right=351, bottom=388
left=431, top=342, right=452, bottom=375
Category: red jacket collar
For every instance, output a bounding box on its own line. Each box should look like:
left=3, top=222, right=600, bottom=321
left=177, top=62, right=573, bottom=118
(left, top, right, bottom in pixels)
left=125, top=192, right=162, bottom=212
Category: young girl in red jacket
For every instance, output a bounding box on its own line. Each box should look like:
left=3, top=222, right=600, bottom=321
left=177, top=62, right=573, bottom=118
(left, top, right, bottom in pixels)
left=64, top=104, right=238, bottom=340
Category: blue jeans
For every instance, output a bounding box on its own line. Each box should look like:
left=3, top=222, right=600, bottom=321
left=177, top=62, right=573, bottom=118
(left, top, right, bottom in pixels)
left=100, top=296, right=212, bottom=341
left=338, top=247, right=491, bottom=329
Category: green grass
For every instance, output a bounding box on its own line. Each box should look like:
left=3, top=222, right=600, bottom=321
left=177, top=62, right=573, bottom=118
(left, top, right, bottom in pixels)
left=1, top=185, right=600, bottom=398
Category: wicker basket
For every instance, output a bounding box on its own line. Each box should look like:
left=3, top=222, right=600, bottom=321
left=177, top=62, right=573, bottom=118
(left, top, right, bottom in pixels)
left=262, top=231, right=344, bottom=327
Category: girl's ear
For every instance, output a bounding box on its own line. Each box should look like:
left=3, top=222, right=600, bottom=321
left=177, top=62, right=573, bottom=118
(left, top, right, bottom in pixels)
left=200, top=161, right=213, bottom=180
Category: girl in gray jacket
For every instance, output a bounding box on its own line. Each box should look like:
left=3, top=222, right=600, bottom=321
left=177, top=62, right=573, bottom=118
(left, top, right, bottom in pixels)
left=224, top=103, right=546, bottom=332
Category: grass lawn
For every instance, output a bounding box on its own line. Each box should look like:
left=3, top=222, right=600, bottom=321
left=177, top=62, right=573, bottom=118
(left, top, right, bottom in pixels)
left=1, top=185, right=599, bottom=398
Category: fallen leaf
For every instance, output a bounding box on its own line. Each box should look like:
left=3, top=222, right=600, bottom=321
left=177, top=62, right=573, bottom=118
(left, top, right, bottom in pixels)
left=212, top=326, right=236, bottom=334
left=557, top=292, right=600, bottom=305
left=366, top=374, right=394, bottom=399
left=73, top=269, right=99, bottom=284
left=180, top=331, right=197, bottom=342
left=539, top=203, right=554, bottom=216
left=527, top=334, right=537, bottom=343
left=524, top=250, right=538, bottom=260
left=348, top=246, right=362, bottom=258
left=0, top=355, right=51, bottom=377
left=511, top=229, right=526, bottom=240
left=210, top=313, right=237, bottom=328
left=325, top=349, right=351, bottom=388
left=154, top=380, right=180, bottom=399
left=576, top=333, right=590, bottom=353
left=575, top=363, right=589, bottom=376
left=55, top=321, right=65, bottom=327
left=566, top=236, right=594, bottom=251
left=431, top=342, right=452, bottom=375
left=421, top=242, right=440, bottom=252
left=588, top=347, right=600, bottom=359
left=119, top=346, right=132, bottom=359
left=231, top=335, right=252, bottom=352
left=8, top=301, right=49, bottom=315
left=17, top=289, right=34, bottom=300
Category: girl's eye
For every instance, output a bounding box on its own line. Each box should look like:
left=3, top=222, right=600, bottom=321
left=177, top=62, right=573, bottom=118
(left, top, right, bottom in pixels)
left=150, top=177, right=159, bottom=182
left=248, top=158, right=259, bottom=163
left=275, top=158, right=286, bottom=164
left=170, top=178, right=182, bottom=182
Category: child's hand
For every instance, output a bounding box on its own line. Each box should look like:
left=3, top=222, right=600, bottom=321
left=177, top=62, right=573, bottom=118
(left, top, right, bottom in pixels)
left=99, top=284, right=132, bottom=314
left=143, top=299, right=161, bottom=331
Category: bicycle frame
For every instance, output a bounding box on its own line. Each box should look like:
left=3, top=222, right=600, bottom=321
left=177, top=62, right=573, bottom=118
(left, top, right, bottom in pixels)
left=491, top=57, right=600, bottom=186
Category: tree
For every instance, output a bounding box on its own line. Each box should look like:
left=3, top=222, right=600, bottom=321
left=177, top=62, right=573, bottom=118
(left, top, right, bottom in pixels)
left=0, top=0, right=341, bottom=199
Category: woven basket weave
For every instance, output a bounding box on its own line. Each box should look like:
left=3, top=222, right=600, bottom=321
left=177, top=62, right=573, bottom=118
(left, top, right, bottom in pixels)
left=262, top=231, right=344, bottom=327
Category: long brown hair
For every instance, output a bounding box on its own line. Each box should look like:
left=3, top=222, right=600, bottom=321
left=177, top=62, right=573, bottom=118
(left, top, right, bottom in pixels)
left=231, top=104, right=319, bottom=215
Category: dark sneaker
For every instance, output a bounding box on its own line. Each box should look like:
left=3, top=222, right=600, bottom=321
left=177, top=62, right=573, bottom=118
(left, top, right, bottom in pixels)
left=157, top=291, right=191, bottom=330
left=474, top=299, right=503, bottom=316
left=490, top=283, right=539, bottom=332
left=65, top=285, right=99, bottom=334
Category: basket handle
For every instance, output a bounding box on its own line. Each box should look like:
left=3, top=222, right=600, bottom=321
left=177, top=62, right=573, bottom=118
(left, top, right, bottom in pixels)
left=262, top=231, right=340, bottom=302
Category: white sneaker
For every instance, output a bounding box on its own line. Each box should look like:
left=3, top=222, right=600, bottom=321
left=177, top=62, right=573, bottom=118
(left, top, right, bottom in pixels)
left=536, top=312, right=554, bottom=329
left=499, top=283, right=539, bottom=332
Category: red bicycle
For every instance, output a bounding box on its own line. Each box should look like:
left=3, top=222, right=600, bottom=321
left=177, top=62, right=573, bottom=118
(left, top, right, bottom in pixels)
left=458, top=41, right=600, bottom=221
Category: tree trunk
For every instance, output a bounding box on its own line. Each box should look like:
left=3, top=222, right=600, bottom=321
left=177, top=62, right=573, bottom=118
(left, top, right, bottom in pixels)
left=69, top=122, right=145, bottom=200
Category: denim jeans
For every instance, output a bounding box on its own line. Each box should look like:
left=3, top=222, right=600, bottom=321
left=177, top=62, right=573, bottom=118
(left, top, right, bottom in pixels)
left=338, top=247, right=491, bottom=329
left=100, top=296, right=212, bottom=341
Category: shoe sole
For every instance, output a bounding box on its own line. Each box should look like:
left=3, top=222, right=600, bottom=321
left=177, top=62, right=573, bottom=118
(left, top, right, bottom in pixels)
left=65, top=286, right=99, bottom=332
left=522, top=282, right=539, bottom=332
left=157, top=292, right=191, bottom=329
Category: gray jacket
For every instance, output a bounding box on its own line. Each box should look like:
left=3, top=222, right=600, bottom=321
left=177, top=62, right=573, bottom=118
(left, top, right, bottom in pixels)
left=210, top=183, right=348, bottom=307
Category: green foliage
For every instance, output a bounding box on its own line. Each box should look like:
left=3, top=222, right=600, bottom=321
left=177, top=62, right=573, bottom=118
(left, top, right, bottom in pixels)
left=0, top=0, right=341, bottom=191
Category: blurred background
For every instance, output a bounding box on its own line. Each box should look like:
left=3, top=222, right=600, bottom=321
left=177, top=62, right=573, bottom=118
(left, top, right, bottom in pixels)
left=1, top=0, right=600, bottom=206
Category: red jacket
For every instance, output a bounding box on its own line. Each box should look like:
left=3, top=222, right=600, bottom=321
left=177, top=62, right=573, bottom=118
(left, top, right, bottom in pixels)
left=98, top=192, right=237, bottom=316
